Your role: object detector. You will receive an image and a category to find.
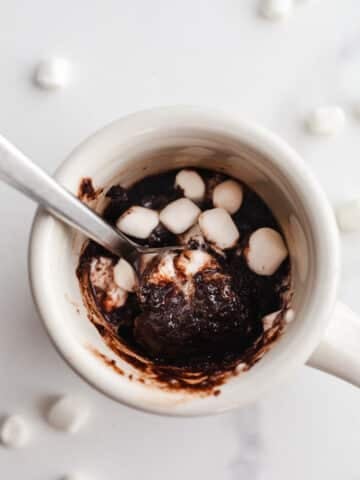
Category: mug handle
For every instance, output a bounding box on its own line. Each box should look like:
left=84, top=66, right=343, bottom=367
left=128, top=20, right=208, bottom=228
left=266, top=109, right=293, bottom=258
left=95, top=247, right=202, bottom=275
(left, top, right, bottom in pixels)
left=307, top=302, right=360, bottom=387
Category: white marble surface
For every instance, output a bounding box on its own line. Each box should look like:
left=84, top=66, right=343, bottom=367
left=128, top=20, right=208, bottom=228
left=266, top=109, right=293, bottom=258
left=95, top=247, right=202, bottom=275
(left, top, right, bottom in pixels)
left=1, top=1, right=360, bottom=478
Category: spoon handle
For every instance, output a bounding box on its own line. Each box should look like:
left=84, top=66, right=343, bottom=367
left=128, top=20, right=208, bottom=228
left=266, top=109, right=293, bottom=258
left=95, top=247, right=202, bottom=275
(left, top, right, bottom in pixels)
left=0, top=135, right=133, bottom=257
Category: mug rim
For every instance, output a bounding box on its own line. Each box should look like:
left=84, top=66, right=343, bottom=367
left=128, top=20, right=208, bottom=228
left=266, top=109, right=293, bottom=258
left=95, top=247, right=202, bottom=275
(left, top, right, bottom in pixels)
left=28, top=106, right=340, bottom=415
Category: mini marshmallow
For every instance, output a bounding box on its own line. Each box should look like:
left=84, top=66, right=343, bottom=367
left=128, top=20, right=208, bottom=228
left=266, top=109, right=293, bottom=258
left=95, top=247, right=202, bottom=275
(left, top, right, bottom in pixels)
left=116, top=206, right=159, bottom=239
left=47, top=395, right=90, bottom=434
left=146, top=253, right=177, bottom=285
left=245, top=227, right=288, bottom=276
left=160, top=198, right=201, bottom=234
left=336, top=199, right=360, bottom=232
left=198, top=208, right=240, bottom=249
left=176, top=250, right=216, bottom=276
left=90, top=257, right=128, bottom=311
left=145, top=250, right=225, bottom=300
left=306, top=106, right=345, bottom=136
left=175, top=169, right=206, bottom=202
left=259, top=0, right=293, bottom=21
left=284, top=308, right=295, bottom=323
left=113, top=258, right=138, bottom=292
left=1, top=415, right=30, bottom=448
left=34, top=58, right=71, bottom=90
left=212, top=179, right=243, bottom=214
left=90, top=256, right=113, bottom=291
left=103, top=285, right=128, bottom=312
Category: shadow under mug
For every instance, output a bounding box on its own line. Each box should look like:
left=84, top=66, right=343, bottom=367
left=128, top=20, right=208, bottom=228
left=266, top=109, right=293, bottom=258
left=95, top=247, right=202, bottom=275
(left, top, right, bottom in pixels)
left=29, top=107, right=359, bottom=416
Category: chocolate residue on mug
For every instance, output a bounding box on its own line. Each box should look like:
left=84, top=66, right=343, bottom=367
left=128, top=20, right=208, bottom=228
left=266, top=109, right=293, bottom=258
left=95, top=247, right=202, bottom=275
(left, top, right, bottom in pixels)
left=78, top=177, right=103, bottom=202
left=89, top=347, right=125, bottom=376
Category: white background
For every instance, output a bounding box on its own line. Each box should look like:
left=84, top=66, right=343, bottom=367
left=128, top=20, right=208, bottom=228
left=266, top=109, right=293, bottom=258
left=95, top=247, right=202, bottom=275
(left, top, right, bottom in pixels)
left=1, top=1, right=360, bottom=478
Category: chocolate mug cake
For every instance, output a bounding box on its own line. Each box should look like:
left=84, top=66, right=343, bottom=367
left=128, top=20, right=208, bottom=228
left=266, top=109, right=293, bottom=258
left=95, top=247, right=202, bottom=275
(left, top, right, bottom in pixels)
left=77, top=165, right=292, bottom=392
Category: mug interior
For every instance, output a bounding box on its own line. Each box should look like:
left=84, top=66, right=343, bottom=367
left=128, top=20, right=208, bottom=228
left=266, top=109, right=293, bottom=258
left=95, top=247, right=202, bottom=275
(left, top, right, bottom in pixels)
left=29, top=108, right=339, bottom=415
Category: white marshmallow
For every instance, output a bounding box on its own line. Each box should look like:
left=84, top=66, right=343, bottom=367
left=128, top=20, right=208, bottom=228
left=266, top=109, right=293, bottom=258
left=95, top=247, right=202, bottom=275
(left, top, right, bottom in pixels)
left=245, top=227, right=288, bottom=276
left=34, top=58, right=71, bottom=90
left=259, top=0, right=293, bottom=21
left=1, top=415, right=30, bottom=448
left=176, top=250, right=216, bottom=276
left=116, top=206, right=159, bottom=239
left=90, top=256, right=113, bottom=291
left=90, top=257, right=128, bottom=311
left=336, top=199, right=360, bottom=232
left=306, top=106, right=345, bottom=136
left=146, top=253, right=177, bottom=285
left=212, top=179, right=243, bottom=214
left=103, top=285, right=128, bottom=312
left=146, top=250, right=222, bottom=299
left=113, top=258, right=138, bottom=292
left=198, top=208, right=240, bottom=249
left=284, top=308, right=295, bottom=323
left=175, top=169, right=206, bottom=202
left=160, top=198, right=201, bottom=234
left=47, top=395, right=90, bottom=434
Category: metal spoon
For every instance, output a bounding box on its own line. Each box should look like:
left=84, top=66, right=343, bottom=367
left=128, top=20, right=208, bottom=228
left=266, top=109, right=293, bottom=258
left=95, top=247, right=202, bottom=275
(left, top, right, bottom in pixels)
left=0, top=135, right=182, bottom=258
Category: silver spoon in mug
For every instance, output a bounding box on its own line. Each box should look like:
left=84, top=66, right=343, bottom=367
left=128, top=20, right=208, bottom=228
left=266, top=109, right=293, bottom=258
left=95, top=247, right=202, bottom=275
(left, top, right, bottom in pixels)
left=0, top=135, right=183, bottom=259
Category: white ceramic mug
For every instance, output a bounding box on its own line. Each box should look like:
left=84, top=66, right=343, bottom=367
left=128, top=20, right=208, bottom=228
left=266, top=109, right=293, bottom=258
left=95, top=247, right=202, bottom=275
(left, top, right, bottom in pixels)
left=29, top=106, right=360, bottom=416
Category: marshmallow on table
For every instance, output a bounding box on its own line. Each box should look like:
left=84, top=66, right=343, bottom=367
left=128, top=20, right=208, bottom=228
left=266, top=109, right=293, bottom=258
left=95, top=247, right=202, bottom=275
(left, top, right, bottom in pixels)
left=116, top=206, right=159, bottom=239
left=259, top=0, right=294, bottom=21
left=34, top=58, right=71, bottom=90
left=245, top=227, right=288, bottom=276
left=198, top=208, right=240, bottom=249
left=0, top=415, right=30, bottom=448
left=306, top=106, right=345, bottom=136
left=212, top=179, right=243, bottom=214
left=160, top=198, right=201, bottom=234
left=47, top=395, right=90, bottom=434
left=113, top=258, right=138, bottom=292
left=175, top=169, right=206, bottom=202
left=336, top=199, right=360, bottom=232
